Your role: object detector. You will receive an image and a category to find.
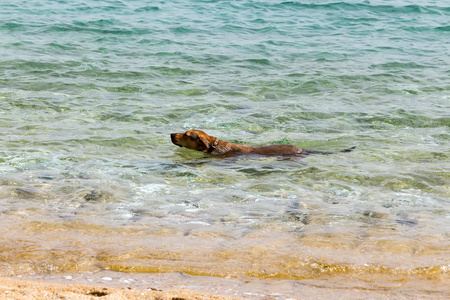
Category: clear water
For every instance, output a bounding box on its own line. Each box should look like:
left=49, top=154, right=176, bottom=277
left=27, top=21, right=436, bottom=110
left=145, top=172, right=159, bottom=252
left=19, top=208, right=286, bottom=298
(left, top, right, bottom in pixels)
left=1, top=0, right=449, bottom=298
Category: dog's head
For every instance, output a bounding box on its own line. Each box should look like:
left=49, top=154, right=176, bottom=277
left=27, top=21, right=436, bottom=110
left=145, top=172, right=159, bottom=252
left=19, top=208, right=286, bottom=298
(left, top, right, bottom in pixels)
left=171, top=130, right=217, bottom=152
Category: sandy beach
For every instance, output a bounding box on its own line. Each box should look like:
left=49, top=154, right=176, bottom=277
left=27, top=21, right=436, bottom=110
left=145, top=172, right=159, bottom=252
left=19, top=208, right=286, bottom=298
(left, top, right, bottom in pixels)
left=0, top=277, right=237, bottom=300
left=2, top=274, right=447, bottom=300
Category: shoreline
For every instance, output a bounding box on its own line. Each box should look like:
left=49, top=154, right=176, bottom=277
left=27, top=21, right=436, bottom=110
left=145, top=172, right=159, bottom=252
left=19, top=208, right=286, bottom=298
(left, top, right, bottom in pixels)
left=1, top=271, right=446, bottom=300
left=0, top=276, right=236, bottom=300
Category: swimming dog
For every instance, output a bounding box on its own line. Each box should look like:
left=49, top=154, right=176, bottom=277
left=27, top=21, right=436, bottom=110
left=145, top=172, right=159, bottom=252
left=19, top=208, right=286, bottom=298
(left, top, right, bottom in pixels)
left=171, top=130, right=355, bottom=156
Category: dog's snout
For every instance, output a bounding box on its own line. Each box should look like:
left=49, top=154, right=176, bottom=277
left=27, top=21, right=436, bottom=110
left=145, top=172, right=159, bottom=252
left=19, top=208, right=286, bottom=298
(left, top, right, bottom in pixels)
left=171, top=133, right=182, bottom=147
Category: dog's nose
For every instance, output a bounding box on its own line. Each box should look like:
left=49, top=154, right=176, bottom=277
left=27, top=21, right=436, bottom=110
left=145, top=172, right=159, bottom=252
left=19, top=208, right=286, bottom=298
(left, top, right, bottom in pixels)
left=170, top=134, right=182, bottom=146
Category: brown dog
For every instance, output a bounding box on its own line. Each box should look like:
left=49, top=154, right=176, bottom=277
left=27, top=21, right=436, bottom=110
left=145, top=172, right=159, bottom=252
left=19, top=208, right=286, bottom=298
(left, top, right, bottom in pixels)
left=171, top=130, right=355, bottom=156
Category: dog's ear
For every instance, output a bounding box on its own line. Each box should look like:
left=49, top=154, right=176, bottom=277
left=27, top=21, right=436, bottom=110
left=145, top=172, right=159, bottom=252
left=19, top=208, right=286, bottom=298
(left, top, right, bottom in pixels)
left=198, top=134, right=216, bottom=152
left=186, top=131, right=215, bottom=152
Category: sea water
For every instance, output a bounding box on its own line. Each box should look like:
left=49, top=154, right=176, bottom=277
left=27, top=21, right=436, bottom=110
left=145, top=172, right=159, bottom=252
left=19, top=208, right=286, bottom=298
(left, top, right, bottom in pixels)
left=0, top=0, right=449, bottom=298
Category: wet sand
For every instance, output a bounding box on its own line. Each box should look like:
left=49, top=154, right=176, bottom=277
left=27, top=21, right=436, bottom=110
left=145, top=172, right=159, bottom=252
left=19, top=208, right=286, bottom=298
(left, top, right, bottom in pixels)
left=1, top=272, right=445, bottom=300
left=0, top=277, right=236, bottom=300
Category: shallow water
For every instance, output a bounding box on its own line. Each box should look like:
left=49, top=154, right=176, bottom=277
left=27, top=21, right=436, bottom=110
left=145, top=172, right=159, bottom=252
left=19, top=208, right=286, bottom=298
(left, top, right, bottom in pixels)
left=1, top=0, right=449, bottom=298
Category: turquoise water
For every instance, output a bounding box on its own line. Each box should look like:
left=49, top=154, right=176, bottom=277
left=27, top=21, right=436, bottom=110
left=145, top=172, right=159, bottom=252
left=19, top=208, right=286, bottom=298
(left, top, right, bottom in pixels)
left=1, top=0, right=449, bottom=298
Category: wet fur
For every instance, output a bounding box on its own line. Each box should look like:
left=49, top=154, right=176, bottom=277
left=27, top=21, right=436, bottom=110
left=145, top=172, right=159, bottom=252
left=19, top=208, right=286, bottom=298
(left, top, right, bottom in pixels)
left=171, top=130, right=355, bottom=157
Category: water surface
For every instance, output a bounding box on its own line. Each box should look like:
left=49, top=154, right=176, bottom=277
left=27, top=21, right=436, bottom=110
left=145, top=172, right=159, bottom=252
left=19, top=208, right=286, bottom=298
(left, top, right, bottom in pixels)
left=0, top=0, right=449, bottom=298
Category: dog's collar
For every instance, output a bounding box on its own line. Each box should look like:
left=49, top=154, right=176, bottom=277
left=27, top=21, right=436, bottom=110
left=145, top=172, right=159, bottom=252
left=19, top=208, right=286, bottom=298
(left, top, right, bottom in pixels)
left=207, top=139, right=219, bottom=153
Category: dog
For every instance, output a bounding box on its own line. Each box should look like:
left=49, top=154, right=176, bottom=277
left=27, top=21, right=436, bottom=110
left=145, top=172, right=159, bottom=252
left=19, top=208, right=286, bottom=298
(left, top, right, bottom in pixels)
left=171, top=130, right=355, bottom=157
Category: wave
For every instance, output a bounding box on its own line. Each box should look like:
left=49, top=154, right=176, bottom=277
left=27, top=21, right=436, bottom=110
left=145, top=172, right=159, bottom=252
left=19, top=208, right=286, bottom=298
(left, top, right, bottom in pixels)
left=436, top=25, right=450, bottom=31
left=276, top=1, right=450, bottom=15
